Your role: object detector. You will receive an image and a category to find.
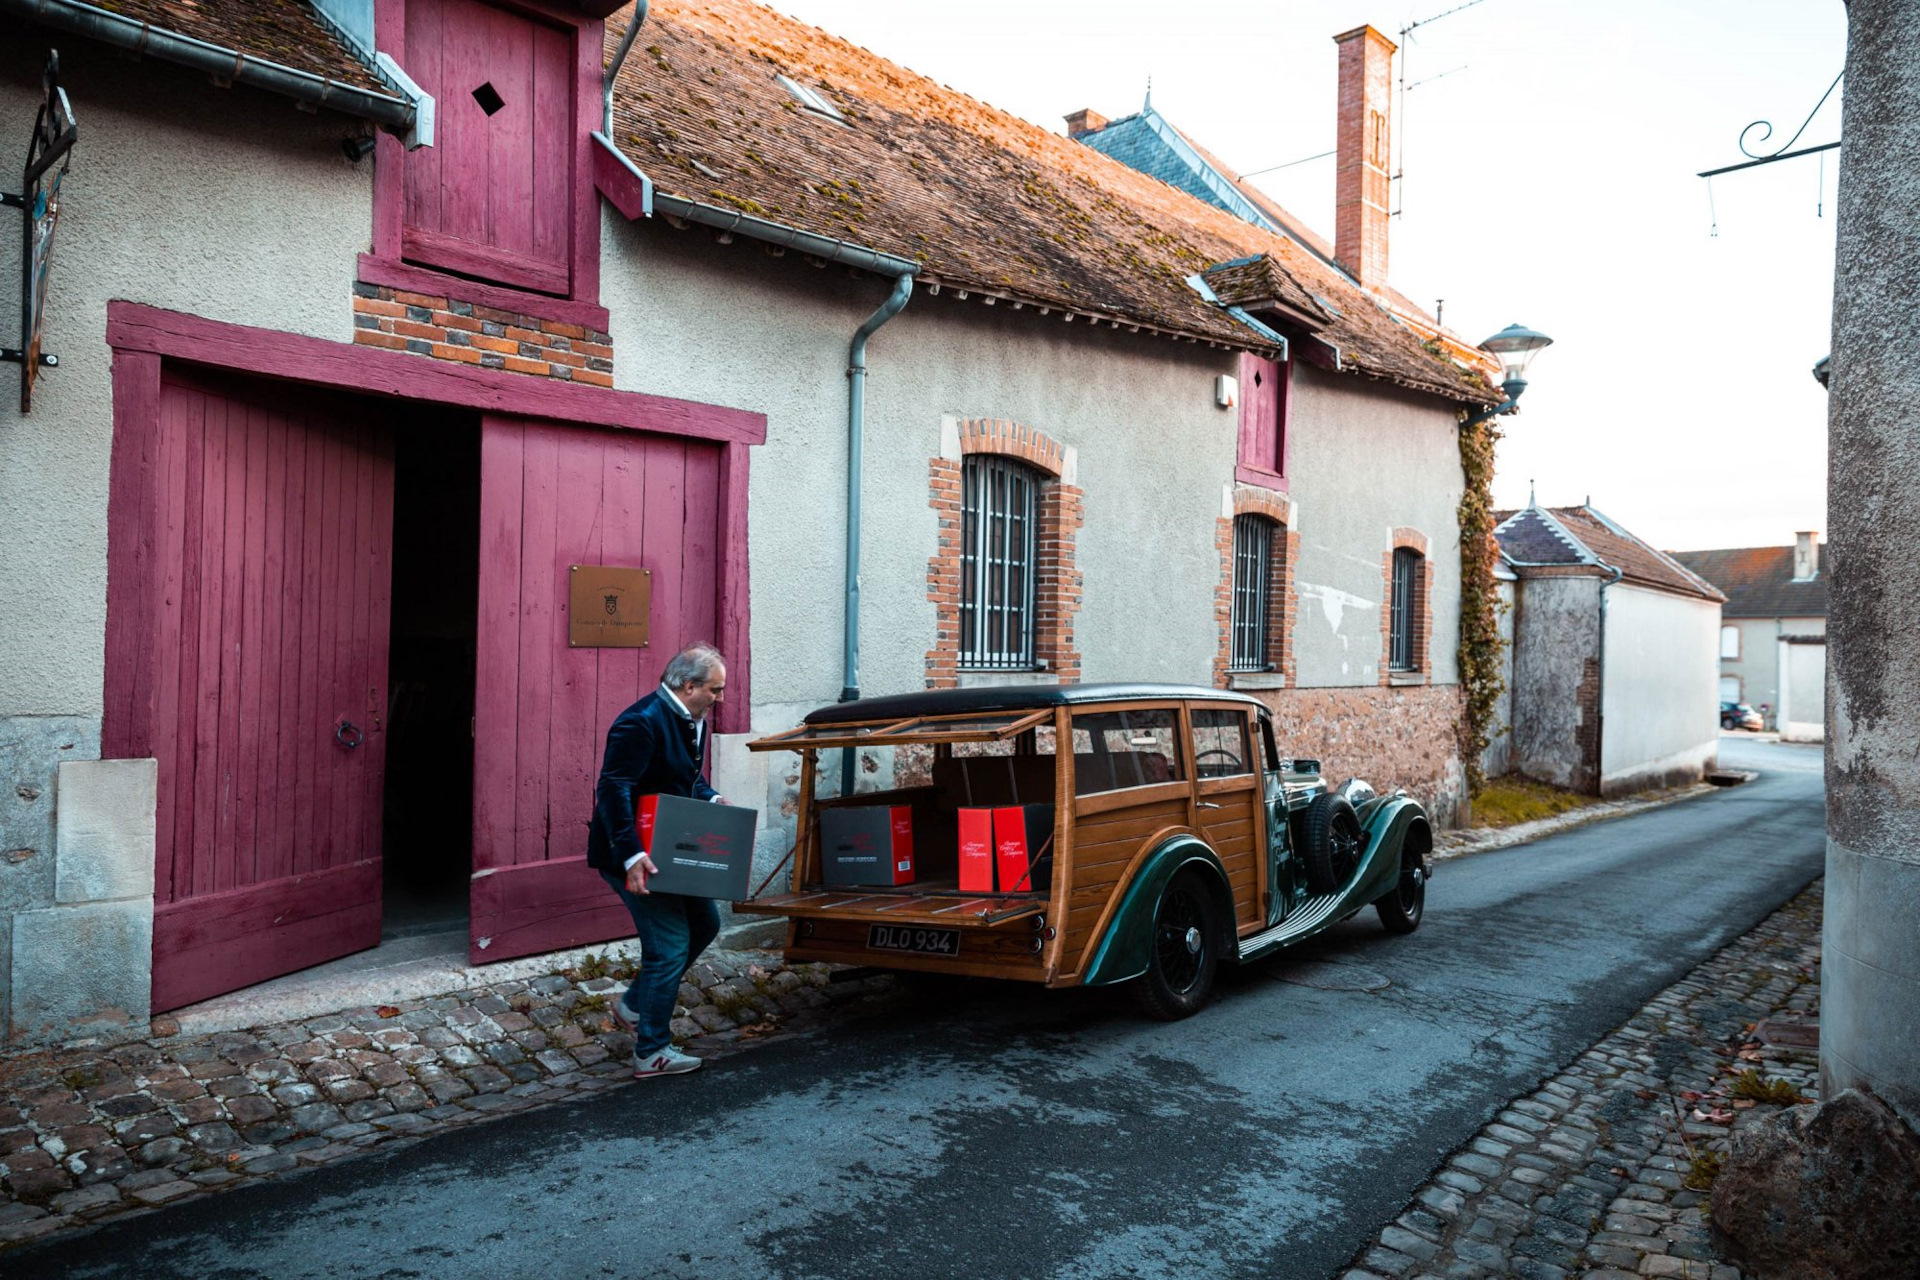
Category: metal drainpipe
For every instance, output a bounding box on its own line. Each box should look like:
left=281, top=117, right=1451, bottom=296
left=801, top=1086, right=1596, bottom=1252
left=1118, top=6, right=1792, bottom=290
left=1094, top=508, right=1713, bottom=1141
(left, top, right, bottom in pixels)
left=837, top=272, right=915, bottom=795
left=592, top=147, right=922, bottom=798
left=602, top=0, right=648, bottom=135
left=1594, top=563, right=1624, bottom=794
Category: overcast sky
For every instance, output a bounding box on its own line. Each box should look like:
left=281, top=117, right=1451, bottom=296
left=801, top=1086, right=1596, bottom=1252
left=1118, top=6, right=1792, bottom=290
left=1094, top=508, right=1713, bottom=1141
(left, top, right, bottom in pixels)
left=768, top=0, right=1845, bottom=552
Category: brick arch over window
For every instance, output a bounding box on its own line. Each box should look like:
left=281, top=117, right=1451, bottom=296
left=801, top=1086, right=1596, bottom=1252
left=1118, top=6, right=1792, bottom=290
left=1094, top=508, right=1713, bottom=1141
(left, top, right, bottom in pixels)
left=1214, top=487, right=1299, bottom=688
left=926, top=420, right=1082, bottom=687
left=1382, top=526, right=1434, bottom=682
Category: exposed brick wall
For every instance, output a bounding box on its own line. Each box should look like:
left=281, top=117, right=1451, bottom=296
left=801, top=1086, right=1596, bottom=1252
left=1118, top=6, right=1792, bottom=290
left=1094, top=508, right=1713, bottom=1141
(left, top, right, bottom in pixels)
left=1576, top=655, right=1603, bottom=794
left=1333, top=25, right=1396, bottom=289
left=1380, top=526, right=1434, bottom=685
left=925, top=420, right=1081, bottom=688
left=1035, top=482, right=1084, bottom=682
left=351, top=282, right=613, bottom=386
left=1213, top=487, right=1298, bottom=688
left=925, top=457, right=964, bottom=689
left=1258, top=683, right=1467, bottom=827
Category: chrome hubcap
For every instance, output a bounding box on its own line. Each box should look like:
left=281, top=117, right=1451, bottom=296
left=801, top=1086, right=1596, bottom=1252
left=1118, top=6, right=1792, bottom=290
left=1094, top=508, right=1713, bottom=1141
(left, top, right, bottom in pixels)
left=1184, top=926, right=1203, bottom=954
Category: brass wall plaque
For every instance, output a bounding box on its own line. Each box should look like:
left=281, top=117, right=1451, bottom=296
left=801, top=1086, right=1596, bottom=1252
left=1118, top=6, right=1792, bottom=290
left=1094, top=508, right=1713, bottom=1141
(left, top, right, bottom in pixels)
left=569, top=565, right=651, bottom=648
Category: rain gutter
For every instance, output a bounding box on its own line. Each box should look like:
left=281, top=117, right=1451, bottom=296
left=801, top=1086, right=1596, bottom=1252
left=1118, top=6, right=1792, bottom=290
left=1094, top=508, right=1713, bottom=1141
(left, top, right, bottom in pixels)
left=1, top=0, right=431, bottom=146
left=589, top=137, right=919, bottom=789
left=602, top=0, right=648, bottom=135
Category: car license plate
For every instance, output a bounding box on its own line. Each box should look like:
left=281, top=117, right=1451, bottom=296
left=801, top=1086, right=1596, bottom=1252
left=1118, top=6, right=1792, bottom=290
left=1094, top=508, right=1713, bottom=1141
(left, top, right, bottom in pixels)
left=867, top=925, right=960, bottom=957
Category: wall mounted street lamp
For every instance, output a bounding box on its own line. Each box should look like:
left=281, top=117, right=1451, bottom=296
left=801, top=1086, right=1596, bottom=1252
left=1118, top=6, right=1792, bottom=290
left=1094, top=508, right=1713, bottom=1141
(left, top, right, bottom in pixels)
left=1464, top=323, right=1554, bottom=426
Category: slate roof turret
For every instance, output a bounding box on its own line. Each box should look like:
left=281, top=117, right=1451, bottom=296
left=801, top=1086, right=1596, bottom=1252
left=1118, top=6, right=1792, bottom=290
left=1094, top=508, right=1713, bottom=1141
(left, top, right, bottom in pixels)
left=1495, top=505, right=1725, bottom=602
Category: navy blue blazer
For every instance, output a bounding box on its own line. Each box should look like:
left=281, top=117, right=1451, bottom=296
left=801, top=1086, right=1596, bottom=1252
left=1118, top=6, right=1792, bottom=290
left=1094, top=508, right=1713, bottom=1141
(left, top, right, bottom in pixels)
left=587, top=688, right=719, bottom=875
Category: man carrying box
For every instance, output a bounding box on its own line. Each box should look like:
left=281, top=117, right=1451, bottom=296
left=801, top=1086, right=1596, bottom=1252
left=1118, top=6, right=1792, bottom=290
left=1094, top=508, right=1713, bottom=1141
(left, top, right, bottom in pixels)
left=588, top=643, right=729, bottom=1079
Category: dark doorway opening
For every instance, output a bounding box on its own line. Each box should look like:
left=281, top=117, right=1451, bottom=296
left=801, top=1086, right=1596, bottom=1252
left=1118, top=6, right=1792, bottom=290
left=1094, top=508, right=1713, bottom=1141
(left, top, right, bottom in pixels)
left=383, top=416, right=481, bottom=942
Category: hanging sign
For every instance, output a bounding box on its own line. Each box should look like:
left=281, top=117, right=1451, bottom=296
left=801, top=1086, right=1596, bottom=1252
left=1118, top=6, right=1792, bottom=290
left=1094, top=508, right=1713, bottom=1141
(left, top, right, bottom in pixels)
left=568, top=565, right=652, bottom=648
left=3, top=50, right=77, bottom=413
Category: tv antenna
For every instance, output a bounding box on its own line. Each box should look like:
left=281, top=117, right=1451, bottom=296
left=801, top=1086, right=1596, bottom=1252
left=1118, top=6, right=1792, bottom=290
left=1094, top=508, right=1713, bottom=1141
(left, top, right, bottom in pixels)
left=1394, top=0, right=1488, bottom=219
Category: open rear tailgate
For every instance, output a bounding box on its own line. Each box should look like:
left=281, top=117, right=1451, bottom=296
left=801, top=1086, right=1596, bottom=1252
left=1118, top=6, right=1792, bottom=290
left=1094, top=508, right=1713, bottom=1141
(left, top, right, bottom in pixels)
left=733, top=889, right=1044, bottom=928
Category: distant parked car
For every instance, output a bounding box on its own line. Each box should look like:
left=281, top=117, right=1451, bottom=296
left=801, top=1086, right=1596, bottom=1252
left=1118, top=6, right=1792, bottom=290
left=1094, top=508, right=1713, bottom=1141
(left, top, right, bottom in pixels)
left=1721, top=701, right=1764, bottom=731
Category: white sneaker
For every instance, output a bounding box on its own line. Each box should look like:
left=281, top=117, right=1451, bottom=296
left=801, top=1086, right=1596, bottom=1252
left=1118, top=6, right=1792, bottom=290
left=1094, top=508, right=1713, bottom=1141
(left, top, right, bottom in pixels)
left=632, top=1045, right=703, bottom=1078
left=612, top=988, right=642, bottom=1028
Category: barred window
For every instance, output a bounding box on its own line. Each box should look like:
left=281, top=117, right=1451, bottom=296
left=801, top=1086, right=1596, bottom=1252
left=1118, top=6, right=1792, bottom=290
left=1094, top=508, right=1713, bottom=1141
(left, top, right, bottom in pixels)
left=1390, top=546, right=1421, bottom=670
left=1230, top=515, right=1275, bottom=671
left=960, top=454, right=1038, bottom=668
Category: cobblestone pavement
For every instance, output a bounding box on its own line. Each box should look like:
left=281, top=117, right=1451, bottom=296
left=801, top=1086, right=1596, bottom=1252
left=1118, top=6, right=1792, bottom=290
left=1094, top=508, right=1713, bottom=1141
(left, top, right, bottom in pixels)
left=1342, top=878, right=1823, bottom=1280
left=0, top=848, right=1823, bottom=1272
left=0, top=948, right=902, bottom=1249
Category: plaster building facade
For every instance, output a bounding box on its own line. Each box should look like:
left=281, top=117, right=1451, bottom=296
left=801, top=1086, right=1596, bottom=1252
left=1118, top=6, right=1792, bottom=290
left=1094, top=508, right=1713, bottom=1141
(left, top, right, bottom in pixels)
left=1825, top=0, right=1920, bottom=1134
left=1494, top=505, right=1724, bottom=797
left=1672, top=533, right=1827, bottom=741
left=0, top=0, right=1504, bottom=1048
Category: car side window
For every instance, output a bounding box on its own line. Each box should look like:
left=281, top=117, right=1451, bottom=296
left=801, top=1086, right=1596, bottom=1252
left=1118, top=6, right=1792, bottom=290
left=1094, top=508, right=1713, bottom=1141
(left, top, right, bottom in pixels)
left=1191, top=708, right=1252, bottom=779
left=1070, top=709, right=1183, bottom=795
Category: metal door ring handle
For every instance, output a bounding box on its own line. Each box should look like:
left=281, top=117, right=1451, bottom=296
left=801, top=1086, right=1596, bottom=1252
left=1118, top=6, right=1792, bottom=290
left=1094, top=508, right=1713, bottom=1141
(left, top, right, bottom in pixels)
left=336, top=720, right=364, bottom=751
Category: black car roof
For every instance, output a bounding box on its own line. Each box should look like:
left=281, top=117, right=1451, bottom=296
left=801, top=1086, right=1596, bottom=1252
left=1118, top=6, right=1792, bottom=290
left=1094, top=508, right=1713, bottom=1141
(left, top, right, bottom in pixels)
left=804, top=682, right=1268, bottom=725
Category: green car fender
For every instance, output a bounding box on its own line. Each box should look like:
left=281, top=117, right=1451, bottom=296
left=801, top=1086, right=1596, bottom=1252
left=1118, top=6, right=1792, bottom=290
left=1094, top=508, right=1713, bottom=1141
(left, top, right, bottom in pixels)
left=1345, top=794, right=1432, bottom=908
left=1082, top=837, right=1233, bottom=987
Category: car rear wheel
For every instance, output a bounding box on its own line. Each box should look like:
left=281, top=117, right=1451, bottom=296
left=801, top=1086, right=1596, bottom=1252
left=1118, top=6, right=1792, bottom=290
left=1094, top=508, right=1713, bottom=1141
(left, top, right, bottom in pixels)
left=1374, top=843, right=1426, bottom=934
left=1301, top=793, right=1363, bottom=895
left=1131, top=869, right=1220, bottom=1021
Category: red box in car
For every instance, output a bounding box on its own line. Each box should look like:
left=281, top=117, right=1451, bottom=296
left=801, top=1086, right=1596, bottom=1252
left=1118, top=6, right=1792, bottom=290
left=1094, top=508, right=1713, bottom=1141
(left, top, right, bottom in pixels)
left=992, top=804, right=1055, bottom=894
left=819, top=805, right=916, bottom=887
left=958, top=808, right=996, bottom=893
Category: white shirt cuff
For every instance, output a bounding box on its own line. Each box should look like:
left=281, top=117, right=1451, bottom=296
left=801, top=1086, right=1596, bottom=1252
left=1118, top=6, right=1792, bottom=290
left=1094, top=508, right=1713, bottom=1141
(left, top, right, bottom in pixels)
left=623, top=851, right=647, bottom=871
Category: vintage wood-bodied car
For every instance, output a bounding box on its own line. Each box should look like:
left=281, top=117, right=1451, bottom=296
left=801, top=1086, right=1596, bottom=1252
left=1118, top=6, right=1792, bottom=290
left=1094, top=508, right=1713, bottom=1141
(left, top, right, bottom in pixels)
left=738, top=684, right=1432, bottom=1018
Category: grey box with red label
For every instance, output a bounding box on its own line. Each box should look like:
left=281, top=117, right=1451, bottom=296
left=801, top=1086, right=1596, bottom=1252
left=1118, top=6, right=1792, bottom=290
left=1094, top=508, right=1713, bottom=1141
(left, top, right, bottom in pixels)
left=638, top=793, right=759, bottom=899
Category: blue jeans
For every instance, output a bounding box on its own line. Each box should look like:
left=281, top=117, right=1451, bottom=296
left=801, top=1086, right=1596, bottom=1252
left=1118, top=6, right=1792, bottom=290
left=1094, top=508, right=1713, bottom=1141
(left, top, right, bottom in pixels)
left=602, top=873, right=721, bottom=1055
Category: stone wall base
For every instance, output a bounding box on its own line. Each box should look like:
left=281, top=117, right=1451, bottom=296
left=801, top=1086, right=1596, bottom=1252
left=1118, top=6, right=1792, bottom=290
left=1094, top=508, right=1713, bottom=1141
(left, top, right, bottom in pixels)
left=1255, top=683, right=1468, bottom=828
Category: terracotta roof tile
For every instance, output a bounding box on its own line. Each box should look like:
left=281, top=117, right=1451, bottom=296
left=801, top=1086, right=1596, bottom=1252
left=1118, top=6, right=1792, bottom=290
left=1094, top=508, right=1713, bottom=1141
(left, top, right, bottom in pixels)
left=1669, top=546, right=1828, bottom=619
left=1496, top=506, right=1725, bottom=602
left=608, top=1, right=1498, bottom=406
left=86, top=0, right=389, bottom=95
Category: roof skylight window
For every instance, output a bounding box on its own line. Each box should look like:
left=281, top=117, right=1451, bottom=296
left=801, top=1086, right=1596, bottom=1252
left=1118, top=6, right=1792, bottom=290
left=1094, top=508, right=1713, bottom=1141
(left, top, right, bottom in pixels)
left=776, top=73, right=848, bottom=124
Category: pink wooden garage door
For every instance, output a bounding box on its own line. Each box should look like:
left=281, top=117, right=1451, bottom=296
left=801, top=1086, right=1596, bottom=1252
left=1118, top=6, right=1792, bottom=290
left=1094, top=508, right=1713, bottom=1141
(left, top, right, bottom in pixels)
left=122, top=374, right=395, bottom=1012
left=470, top=416, right=722, bottom=962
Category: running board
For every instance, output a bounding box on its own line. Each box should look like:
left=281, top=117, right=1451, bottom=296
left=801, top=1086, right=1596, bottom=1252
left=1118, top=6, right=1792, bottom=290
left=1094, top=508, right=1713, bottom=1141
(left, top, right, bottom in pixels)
left=1236, top=890, right=1350, bottom=961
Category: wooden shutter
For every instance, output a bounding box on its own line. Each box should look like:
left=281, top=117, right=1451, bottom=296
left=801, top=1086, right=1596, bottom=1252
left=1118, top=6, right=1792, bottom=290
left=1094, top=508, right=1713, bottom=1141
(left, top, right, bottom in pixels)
left=403, top=0, right=573, bottom=293
left=1236, top=353, right=1289, bottom=482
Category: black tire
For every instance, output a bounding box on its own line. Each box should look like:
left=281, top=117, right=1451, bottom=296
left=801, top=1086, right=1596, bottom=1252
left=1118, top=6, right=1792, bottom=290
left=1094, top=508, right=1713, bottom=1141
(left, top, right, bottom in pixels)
left=1300, top=792, right=1363, bottom=895
left=1374, top=843, right=1426, bottom=934
left=1130, top=869, right=1220, bottom=1020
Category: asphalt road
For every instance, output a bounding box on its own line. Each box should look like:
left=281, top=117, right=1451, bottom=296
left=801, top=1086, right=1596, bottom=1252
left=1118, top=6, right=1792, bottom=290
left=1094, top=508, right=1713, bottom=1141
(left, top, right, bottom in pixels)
left=15, top=738, right=1824, bottom=1280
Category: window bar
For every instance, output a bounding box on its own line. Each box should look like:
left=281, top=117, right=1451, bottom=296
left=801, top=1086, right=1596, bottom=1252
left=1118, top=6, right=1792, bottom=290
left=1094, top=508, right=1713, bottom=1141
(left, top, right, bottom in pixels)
left=1230, top=517, right=1271, bottom=671
left=1391, top=548, right=1415, bottom=669
left=960, top=456, right=1036, bottom=668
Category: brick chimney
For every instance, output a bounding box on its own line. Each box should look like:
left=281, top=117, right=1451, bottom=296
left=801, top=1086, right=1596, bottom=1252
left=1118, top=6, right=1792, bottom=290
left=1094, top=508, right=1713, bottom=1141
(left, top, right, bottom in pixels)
left=1332, top=24, right=1396, bottom=289
left=1793, top=530, right=1821, bottom=580
left=1065, top=108, right=1108, bottom=139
